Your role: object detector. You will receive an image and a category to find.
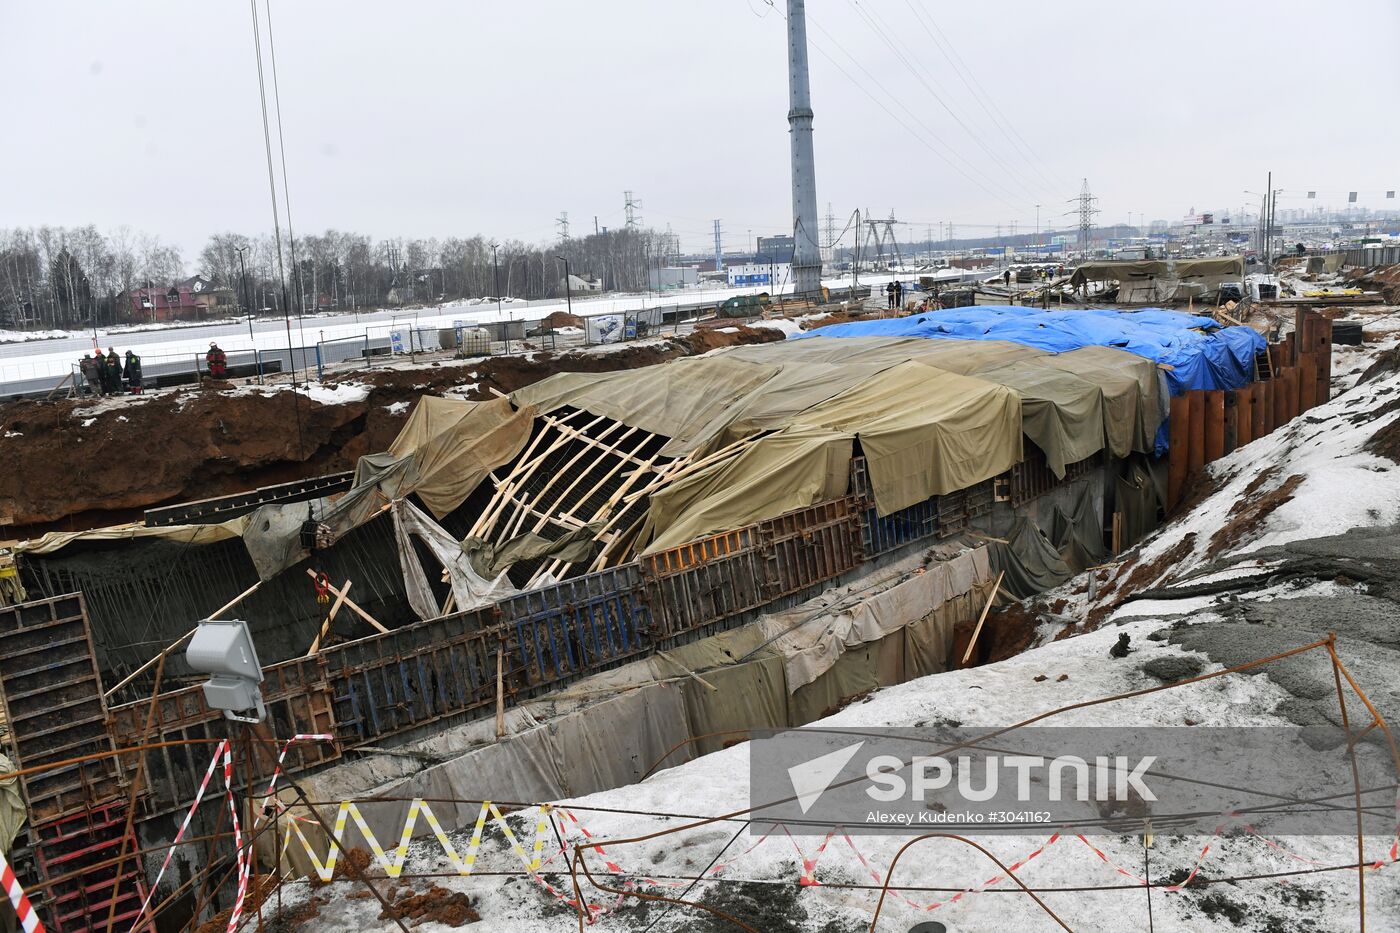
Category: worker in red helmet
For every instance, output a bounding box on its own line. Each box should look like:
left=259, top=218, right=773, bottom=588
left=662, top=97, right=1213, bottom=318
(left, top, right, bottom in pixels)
left=206, top=342, right=228, bottom=379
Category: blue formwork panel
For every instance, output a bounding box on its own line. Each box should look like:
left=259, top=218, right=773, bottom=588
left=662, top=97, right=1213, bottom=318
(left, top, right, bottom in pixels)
left=499, top=563, right=653, bottom=685
left=863, top=498, right=940, bottom=556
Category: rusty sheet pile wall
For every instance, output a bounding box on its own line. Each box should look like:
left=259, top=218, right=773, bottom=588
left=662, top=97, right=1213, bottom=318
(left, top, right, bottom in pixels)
left=1166, top=308, right=1331, bottom=509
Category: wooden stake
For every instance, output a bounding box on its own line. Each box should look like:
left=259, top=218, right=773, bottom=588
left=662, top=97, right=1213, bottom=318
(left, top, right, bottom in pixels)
left=1112, top=512, right=1123, bottom=555
left=304, top=569, right=388, bottom=634
left=307, top=579, right=352, bottom=655
left=961, top=571, right=1004, bottom=665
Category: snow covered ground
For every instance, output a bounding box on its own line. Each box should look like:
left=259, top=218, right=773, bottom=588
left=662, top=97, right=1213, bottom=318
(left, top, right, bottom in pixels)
left=283, top=590, right=1398, bottom=932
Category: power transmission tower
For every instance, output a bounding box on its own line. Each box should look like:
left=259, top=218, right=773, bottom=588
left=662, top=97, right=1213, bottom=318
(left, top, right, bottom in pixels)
left=556, top=211, right=570, bottom=243
left=1068, top=178, right=1100, bottom=255
left=624, top=190, right=643, bottom=229
left=713, top=219, right=724, bottom=272
left=823, top=202, right=837, bottom=263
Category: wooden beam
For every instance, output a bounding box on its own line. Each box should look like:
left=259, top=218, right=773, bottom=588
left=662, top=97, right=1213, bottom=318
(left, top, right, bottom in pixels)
left=307, top=579, right=352, bottom=655
left=304, top=569, right=388, bottom=634
left=960, top=572, right=1004, bottom=665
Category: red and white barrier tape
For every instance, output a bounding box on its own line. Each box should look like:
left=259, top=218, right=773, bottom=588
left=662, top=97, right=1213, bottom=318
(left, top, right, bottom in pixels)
left=129, top=738, right=229, bottom=931
left=0, top=849, right=44, bottom=933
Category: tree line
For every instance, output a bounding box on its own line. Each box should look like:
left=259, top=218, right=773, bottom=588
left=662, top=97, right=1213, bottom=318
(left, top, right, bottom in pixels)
left=0, top=224, right=684, bottom=330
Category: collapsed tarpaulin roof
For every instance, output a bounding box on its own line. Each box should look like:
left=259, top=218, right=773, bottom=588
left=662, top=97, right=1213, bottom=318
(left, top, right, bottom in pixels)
left=514, top=336, right=1166, bottom=550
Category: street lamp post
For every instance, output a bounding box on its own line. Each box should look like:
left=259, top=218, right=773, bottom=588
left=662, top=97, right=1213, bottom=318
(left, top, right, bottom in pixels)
left=234, top=246, right=261, bottom=384
left=490, top=242, right=502, bottom=317
left=554, top=256, right=574, bottom=349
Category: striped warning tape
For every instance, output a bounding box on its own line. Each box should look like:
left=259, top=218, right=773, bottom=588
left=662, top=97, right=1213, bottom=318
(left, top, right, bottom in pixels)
left=129, top=738, right=228, bottom=932
left=0, top=848, right=43, bottom=933
left=285, top=799, right=553, bottom=882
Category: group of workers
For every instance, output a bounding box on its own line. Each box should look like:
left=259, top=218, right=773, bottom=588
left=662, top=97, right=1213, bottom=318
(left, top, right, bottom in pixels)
left=76, top=341, right=232, bottom=396
left=884, top=280, right=908, bottom=309
left=78, top=347, right=142, bottom=396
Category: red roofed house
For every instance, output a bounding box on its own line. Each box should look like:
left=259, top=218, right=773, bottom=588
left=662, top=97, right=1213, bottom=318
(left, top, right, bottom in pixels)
left=121, top=275, right=237, bottom=323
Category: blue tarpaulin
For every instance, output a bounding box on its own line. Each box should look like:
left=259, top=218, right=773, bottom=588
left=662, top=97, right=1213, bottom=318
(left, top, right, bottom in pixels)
left=795, top=306, right=1266, bottom=454
left=795, top=306, right=1264, bottom=395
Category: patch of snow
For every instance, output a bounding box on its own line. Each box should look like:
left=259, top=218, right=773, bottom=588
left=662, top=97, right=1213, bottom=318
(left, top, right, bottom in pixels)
left=384, top=401, right=411, bottom=415
left=3, top=431, right=21, bottom=438
left=81, top=418, right=96, bottom=428
left=303, top=382, right=371, bottom=406
left=750, top=318, right=804, bottom=337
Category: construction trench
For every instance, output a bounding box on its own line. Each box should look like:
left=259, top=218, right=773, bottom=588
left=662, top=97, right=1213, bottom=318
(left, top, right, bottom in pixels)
left=0, top=291, right=1393, bottom=932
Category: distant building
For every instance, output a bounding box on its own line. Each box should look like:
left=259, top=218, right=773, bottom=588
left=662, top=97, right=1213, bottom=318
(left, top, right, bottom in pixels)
left=561, top=273, right=602, bottom=293
left=755, top=234, right=794, bottom=256
left=647, top=266, right=699, bottom=290
left=727, top=256, right=791, bottom=288
left=121, top=275, right=236, bottom=322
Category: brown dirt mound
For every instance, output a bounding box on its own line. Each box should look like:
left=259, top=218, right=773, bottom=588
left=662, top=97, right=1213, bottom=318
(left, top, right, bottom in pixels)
left=1363, top=398, right=1400, bottom=462
left=541, top=309, right=583, bottom=329
left=381, top=884, right=480, bottom=926
left=1087, top=532, right=1198, bottom=627
left=0, top=327, right=783, bottom=532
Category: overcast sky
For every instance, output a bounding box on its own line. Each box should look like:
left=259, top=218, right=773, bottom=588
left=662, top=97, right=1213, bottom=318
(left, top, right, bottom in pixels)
left=4, top=1, right=1398, bottom=257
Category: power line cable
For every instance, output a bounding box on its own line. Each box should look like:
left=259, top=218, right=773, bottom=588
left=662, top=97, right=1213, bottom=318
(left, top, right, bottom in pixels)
left=247, top=0, right=304, bottom=459
left=262, top=0, right=311, bottom=380
left=904, top=0, right=1069, bottom=192
left=846, top=0, right=1052, bottom=205
left=772, top=5, right=1030, bottom=214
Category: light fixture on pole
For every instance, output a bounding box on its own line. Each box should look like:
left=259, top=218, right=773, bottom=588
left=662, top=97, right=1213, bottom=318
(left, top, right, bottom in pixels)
left=186, top=620, right=266, bottom=724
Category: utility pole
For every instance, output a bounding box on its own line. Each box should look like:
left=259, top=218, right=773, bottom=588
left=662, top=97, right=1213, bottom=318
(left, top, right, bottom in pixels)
left=786, top=0, right=823, bottom=295
left=713, top=219, right=724, bottom=273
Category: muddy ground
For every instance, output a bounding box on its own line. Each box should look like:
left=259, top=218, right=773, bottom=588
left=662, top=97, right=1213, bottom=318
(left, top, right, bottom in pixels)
left=0, top=325, right=783, bottom=532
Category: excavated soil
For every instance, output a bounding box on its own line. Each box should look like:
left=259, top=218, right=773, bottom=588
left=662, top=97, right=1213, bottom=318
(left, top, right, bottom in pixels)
left=0, top=326, right=783, bottom=531
left=379, top=884, right=480, bottom=926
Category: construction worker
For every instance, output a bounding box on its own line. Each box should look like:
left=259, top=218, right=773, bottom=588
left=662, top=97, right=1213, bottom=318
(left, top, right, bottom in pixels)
left=79, top=353, right=103, bottom=396
left=123, top=350, right=143, bottom=394
left=885, top=281, right=896, bottom=309
left=1003, top=269, right=1012, bottom=288
left=894, top=280, right=905, bottom=310
left=103, top=347, right=122, bottom=394
left=206, top=342, right=227, bottom=379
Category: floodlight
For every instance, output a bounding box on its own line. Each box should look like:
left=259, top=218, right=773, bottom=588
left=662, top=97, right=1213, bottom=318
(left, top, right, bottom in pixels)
left=186, top=619, right=266, bottom=723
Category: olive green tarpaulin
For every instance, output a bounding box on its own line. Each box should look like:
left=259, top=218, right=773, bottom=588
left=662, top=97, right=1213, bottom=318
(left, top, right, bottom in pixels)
left=645, top=427, right=853, bottom=553
left=1068, top=257, right=1245, bottom=288
left=384, top=395, right=537, bottom=518
left=510, top=356, right=782, bottom=456
left=461, top=523, right=603, bottom=579
left=789, top=360, right=1023, bottom=514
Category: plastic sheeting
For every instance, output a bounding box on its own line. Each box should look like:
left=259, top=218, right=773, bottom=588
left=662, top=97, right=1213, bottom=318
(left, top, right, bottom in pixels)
left=13, top=519, right=247, bottom=557
left=989, top=516, right=1076, bottom=600
left=383, top=396, right=536, bottom=518
left=391, top=499, right=516, bottom=618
